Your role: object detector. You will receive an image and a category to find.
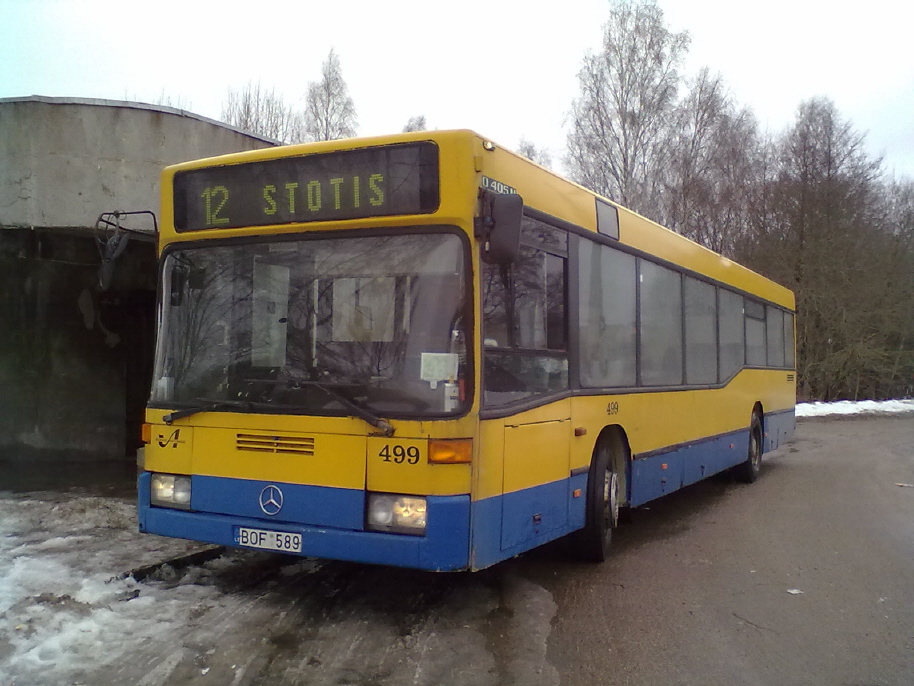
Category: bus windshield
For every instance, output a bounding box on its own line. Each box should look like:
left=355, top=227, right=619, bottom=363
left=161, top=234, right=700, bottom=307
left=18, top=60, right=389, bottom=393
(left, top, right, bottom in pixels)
left=150, top=231, right=469, bottom=418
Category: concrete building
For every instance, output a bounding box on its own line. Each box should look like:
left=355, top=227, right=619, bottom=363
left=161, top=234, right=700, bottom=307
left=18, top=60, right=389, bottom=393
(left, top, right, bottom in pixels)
left=0, top=96, right=275, bottom=484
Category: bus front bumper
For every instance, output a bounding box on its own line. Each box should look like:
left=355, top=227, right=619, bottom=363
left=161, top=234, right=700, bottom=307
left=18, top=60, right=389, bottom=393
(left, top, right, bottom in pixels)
left=138, top=474, right=471, bottom=572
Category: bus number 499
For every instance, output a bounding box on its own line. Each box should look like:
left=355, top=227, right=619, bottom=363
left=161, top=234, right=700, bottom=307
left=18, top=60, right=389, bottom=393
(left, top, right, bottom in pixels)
left=379, top=444, right=420, bottom=464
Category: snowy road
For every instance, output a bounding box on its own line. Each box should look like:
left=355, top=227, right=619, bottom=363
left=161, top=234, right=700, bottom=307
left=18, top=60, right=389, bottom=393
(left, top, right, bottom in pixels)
left=0, top=494, right=559, bottom=685
left=1, top=402, right=912, bottom=685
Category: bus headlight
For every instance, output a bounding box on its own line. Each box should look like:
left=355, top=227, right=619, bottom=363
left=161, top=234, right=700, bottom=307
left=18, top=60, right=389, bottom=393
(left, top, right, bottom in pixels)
left=367, top=493, right=427, bottom=536
left=150, top=473, right=192, bottom=510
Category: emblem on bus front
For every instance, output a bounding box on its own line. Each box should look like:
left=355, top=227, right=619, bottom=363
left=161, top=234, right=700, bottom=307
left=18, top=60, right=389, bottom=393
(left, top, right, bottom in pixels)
left=258, top=485, right=284, bottom=516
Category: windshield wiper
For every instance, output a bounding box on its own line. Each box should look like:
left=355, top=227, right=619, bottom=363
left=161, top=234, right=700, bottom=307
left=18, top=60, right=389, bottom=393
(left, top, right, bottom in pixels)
left=162, top=399, right=253, bottom=425
left=298, top=380, right=394, bottom=437
left=161, top=385, right=395, bottom=437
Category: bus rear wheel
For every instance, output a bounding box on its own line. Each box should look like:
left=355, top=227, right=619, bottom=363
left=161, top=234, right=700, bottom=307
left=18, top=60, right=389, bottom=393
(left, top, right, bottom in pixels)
left=574, top=441, right=619, bottom=562
left=734, top=413, right=763, bottom=483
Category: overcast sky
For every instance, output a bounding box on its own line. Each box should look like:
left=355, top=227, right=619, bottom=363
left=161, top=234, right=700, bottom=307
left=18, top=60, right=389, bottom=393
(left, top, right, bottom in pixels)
left=2, top=0, right=912, bottom=178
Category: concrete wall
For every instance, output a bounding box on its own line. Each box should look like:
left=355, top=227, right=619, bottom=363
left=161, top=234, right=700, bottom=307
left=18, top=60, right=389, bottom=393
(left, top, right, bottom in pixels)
left=1, top=96, right=276, bottom=229
left=0, top=98, right=276, bottom=463
left=0, top=229, right=155, bottom=460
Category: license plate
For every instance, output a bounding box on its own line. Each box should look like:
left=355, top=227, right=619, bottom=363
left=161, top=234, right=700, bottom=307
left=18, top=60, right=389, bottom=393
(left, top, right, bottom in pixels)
left=237, top=527, right=302, bottom=553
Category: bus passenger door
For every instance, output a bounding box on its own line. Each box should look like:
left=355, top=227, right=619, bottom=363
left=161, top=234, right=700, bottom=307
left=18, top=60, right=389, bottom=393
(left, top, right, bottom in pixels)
left=479, top=213, right=572, bottom=552
left=500, top=400, right=571, bottom=550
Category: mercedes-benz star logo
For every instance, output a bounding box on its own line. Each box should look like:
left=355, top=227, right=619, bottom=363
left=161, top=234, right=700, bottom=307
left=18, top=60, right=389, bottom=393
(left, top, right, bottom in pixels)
left=258, top=485, right=284, bottom=516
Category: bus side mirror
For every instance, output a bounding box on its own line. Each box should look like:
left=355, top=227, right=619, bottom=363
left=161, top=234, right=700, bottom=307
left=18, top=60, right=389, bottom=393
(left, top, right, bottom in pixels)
left=478, top=191, right=523, bottom=264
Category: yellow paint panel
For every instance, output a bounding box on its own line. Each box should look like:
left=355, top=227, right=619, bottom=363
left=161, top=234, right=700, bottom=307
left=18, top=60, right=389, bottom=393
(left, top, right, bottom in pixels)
left=144, top=425, right=193, bottom=475
left=475, top=419, right=506, bottom=501
left=366, top=437, right=471, bottom=496
left=567, top=368, right=796, bottom=463
left=502, top=400, right=571, bottom=427
left=619, top=210, right=794, bottom=308
left=192, top=427, right=365, bottom=488
left=142, top=410, right=483, bottom=495
left=143, top=422, right=366, bottom=489
left=476, top=399, right=573, bottom=498
left=433, top=365, right=791, bottom=501
left=503, top=419, right=571, bottom=493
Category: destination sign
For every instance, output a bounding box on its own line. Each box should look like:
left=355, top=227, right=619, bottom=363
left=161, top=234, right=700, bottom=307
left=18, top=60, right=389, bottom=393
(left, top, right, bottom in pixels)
left=173, top=142, right=439, bottom=231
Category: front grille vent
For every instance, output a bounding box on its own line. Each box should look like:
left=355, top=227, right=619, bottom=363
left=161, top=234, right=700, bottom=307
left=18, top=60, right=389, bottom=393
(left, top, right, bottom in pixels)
left=236, top=433, right=315, bottom=456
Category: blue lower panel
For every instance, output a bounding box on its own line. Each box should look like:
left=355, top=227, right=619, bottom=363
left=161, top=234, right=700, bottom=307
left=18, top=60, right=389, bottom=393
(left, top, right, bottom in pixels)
left=470, top=474, right=587, bottom=570
left=192, top=475, right=364, bottom=530
left=138, top=473, right=470, bottom=572
left=764, top=409, right=796, bottom=453
left=629, top=413, right=794, bottom=508
left=681, top=432, right=750, bottom=488
left=500, top=478, right=569, bottom=549
left=630, top=430, right=749, bottom=507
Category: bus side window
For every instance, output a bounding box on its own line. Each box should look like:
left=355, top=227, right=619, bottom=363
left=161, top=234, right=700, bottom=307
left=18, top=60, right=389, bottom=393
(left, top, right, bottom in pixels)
left=784, top=312, right=796, bottom=368
left=766, top=305, right=786, bottom=368
left=745, top=298, right=767, bottom=366
left=481, top=220, right=569, bottom=407
left=685, top=276, right=718, bottom=385
left=719, top=289, right=744, bottom=382
left=639, top=260, right=683, bottom=386
left=513, top=246, right=564, bottom=350
left=481, top=263, right=511, bottom=348
left=578, top=240, right=636, bottom=388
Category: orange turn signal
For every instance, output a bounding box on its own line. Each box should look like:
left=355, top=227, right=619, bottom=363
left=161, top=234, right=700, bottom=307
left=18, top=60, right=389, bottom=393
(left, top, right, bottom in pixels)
left=141, top=423, right=152, bottom=444
left=428, top=439, right=473, bottom=464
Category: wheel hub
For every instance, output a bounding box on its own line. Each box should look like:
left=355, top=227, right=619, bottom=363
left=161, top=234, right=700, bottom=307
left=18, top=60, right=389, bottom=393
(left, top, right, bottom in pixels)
left=604, top=470, right=620, bottom=528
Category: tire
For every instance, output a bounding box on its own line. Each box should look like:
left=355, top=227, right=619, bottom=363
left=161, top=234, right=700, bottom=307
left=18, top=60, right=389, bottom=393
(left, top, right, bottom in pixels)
left=734, top=413, right=763, bottom=483
left=574, top=441, right=620, bottom=562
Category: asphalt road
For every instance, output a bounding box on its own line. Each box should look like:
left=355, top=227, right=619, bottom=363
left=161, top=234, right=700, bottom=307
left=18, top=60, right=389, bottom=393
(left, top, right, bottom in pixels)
left=528, top=415, right=914, bottom=686
left=19, top=415, right=911, bottom=686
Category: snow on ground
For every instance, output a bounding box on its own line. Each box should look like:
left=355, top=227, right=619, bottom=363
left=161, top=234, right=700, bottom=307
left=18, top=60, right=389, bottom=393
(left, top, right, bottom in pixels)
left=0, top=399, right=911, bottom=682
left=0, top=492, right=244, bottom=685
left=796, top=398, right=914, bottom=418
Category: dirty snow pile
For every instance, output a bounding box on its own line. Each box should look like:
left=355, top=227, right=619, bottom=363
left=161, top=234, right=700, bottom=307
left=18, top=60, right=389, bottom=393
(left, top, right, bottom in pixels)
left=0, top=493, right=228, bottom=685
left=796, top=398, right=914, bottom=418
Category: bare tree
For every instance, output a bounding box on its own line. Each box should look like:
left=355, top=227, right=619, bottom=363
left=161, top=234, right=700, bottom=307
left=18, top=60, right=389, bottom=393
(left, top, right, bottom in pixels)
left=221, top=81, right=306, bottom=143
left=403, top=115, right=427, bottom=132
left=737, top=97, right=907, bottom=400
left=153, top=90, right=192, bottom=111
left=565, top=0, right=689, bottom=214
left=884, top=178, right=914, bottom=240
left=563, top=1, right=914, bottom=402
left=517, top=138, right=552, bottom=169
left=881, top=179, right=914, bottom=396
left=124, top=90, right=192, bottom=111
left=305, top=49, right=358, bottom=142
left=663, top=68, right=760, bottom=256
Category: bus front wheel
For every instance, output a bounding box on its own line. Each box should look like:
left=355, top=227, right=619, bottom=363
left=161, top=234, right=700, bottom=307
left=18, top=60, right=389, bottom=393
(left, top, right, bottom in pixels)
left=574, top=441, right=619, bottom=562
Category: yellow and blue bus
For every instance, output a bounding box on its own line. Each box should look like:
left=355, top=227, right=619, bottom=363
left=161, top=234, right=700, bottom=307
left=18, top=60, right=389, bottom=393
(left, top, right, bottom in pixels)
left=138, top=130, right=795, bottom=571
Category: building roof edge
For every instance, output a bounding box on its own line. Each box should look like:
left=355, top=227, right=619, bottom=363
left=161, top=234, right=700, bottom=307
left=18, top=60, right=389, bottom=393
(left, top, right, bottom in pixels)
left=0, top=95, right=280, bottom=146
